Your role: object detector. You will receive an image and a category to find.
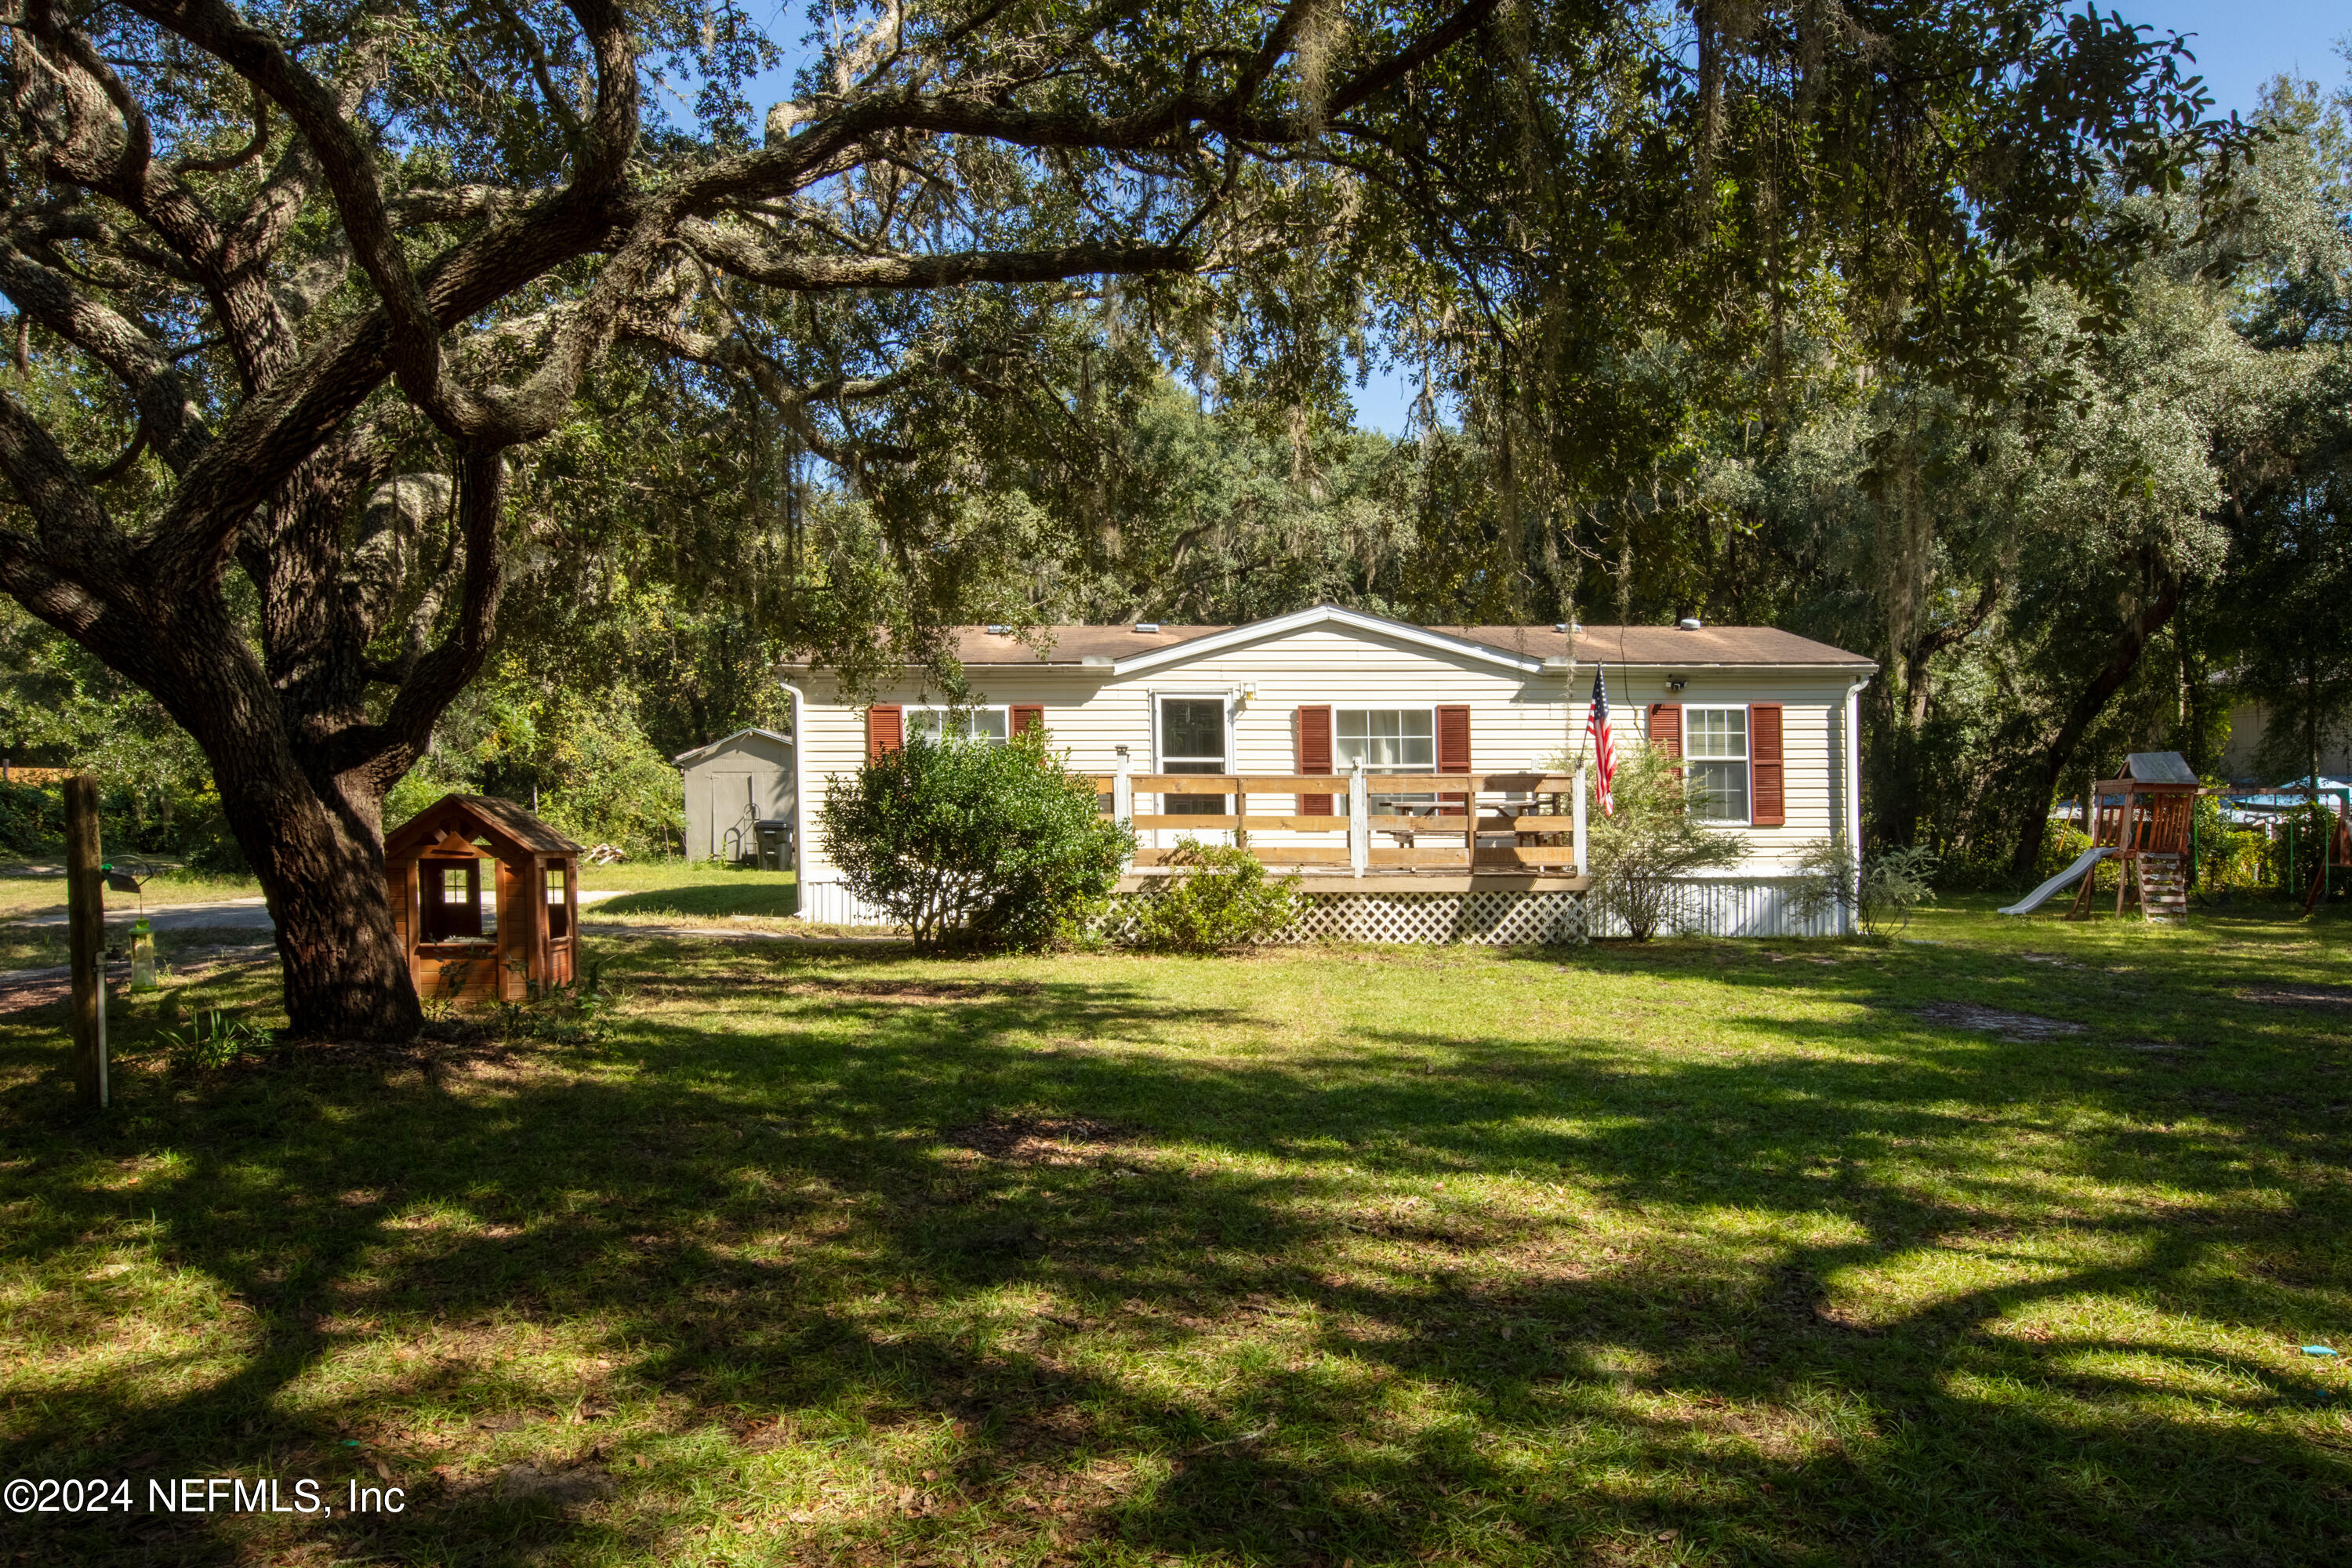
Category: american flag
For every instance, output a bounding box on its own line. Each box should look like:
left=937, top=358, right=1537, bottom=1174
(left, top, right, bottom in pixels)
left=1587, top=666, right=1617, bottom=816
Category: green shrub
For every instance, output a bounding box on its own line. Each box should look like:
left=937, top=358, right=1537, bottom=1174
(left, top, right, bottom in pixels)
left=1790, top=840, right=1940, bottom=937
left=1127, top=837, right=1301, bottom=953
left=819, top=729, right=1134, bottom=952
left=1585, top=744, right=1744, bottom=940
left=1859, top=844, right=1940, bottom=936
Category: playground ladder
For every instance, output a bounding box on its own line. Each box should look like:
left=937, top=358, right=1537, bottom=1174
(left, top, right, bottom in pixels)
left=2132, top=852, right=2187, bottom=923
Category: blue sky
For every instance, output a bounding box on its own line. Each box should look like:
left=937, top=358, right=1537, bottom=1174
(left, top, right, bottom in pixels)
left=742, top=4, right=2349, bottom=435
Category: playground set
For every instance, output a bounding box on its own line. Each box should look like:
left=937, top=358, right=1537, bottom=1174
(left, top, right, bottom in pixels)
left=2001, top=752, right=2198, bottom=923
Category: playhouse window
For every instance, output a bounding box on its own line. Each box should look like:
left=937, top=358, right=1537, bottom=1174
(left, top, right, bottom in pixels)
left=1336, top=708, right=1436, bottom=815
left=546, top=863, right=570, bottom=939
left=906, top=706, right=1009, bottom=746
left=1685, top=706, right=1750, bottom=822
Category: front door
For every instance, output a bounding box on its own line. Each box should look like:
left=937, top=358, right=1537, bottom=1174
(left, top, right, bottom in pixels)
left=1158, top=697, right=1229, bottom=818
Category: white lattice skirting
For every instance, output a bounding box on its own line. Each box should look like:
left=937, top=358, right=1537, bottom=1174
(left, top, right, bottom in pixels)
left=799, top=877, right=1838, bottom=942
left=1276, top=890, right=1585, bottom=946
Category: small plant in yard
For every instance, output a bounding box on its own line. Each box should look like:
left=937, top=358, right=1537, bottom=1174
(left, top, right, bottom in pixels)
left=1127, top=836, right=1301, bottom=952
left=161, top=1007, right=271, bottom=1071
left=499, top=960, right=617, bottom=1044
left=1584, top=742, right=1744, bottom=939
left=820, top=728, right=1135, bottom=952
left=1791, top=840, right=1942, bottom=936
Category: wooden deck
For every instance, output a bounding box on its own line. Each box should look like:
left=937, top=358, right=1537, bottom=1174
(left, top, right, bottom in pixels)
left=1095, top=768, right=1588, bottom=883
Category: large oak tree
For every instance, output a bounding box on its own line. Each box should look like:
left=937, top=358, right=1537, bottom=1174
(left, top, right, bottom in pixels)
left=0, top=0, right=2227, bottom=1036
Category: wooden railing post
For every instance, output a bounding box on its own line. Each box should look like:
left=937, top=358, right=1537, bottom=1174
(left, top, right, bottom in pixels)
left=1348, top=760, right=1368, bottom=878
left=1113, top=747, right=1134, bottom=866
left=1573, top=765, right=1588, bottom=877
left=66, top=774, right=107, bottom=1111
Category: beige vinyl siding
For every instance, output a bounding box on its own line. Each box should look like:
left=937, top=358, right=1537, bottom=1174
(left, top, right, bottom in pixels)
left=792, top=623, right=1862, bottom=884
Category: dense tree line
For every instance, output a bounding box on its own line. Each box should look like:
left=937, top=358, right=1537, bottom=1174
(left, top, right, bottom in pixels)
left=0, top=0, right=2278, bottom=1033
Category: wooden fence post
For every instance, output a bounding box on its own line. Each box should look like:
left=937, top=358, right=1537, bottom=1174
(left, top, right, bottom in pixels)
left=66, top=774, right=107, bottom=1110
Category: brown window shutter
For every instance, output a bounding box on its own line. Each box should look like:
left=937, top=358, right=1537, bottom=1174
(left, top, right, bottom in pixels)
left=866, top=705, right=902, bottom=760
left=1010, top=704, right=1044, bottom=737
left=1649, top=702, right=1682, bottom=781
left=1750, top=703, right=1785, bottom=826
left=1298, top=705, right=1333, bottom=815
left=1436, top=704, right=1471, bottom=813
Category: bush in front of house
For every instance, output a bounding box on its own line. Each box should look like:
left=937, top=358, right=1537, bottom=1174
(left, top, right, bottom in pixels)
left=820, top=729, right=1134, bottom=952
left=1585, top=742, right=1745, bottom=940
left=1127, top=836, right=1301, bottom=953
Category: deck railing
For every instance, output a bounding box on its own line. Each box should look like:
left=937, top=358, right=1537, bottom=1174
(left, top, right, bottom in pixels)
left=1091, top=758, right=1588, bottom=877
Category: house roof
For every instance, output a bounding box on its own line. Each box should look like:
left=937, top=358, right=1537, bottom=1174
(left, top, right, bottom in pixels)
left=902, top=605, right=1873, bottom=673
left=672, top=727, right=794, bottom=768
left=383, top=793, right=583, bottom=863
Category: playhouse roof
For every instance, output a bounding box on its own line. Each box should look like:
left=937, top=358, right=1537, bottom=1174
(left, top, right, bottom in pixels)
left=383, top=793, right=583, bottom=863
left=2123, top=752, right=2199, bottom=786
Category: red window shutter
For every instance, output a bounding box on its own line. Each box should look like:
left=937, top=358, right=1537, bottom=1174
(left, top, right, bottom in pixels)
left=866, top=705, right=902, bottom=759
left=1010, top=704, right=1044, bottom=737
left=1649, top=702, right=1682, bottom=780
left=1298, top=705, right=1333, bottom=816
left=1750, top=703, right=1785, bottom=826
left=1436, top=704, right=1471, bottom=814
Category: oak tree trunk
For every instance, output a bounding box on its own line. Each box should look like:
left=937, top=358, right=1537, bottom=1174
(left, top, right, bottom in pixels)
left=216, top=755, right=420, bottom=1041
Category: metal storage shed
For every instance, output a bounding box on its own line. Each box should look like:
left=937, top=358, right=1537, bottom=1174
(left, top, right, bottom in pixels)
left=675, top=727, right=795, bottom=864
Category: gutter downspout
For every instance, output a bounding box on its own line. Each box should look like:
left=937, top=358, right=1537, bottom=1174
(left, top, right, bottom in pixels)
left=1843, top=677, right=1870, bottom=937
left=780, top=681, right=810, bottom=902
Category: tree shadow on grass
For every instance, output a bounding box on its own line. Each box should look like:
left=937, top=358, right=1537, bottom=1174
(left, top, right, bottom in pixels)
left=2, top=935, right=2349, bottom=1565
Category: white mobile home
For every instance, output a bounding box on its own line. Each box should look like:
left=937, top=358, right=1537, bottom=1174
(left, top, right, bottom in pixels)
left=780, top=606, right=1875, bottom=938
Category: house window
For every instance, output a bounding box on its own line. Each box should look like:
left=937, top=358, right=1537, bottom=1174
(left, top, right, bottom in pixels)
left=1337, top=707, right=1435, bottom=814
left=1685, top=706, right=1749, bottom=822
left=906, top=706, right=1009, bottom=746
left=1158, top=696, right=1228, bottom=815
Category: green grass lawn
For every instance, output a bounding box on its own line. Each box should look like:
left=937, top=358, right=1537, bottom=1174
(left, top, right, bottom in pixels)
left=577, top=862, right=799, bottom=924
left=0, top=860, right=794, bottom=938
left=2, top=898, right=2348, bottom=1566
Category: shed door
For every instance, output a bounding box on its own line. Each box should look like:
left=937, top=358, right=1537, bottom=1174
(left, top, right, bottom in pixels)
left=710, top=773, right=757, bottom=857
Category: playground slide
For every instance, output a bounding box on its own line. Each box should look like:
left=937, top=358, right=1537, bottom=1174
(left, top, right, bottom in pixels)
left=1999, top=848, right=2111, bottom=916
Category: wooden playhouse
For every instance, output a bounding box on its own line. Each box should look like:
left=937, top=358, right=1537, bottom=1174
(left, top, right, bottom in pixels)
left=384, top=794, right=582, bottom=1004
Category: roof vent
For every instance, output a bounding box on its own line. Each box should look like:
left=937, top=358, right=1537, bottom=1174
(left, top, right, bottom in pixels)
left=984, top=623, right=1010, bottom=635
left=1677, top=617, right=1703, bottom=630
left=1134, top=621, right=1160, bottom=633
